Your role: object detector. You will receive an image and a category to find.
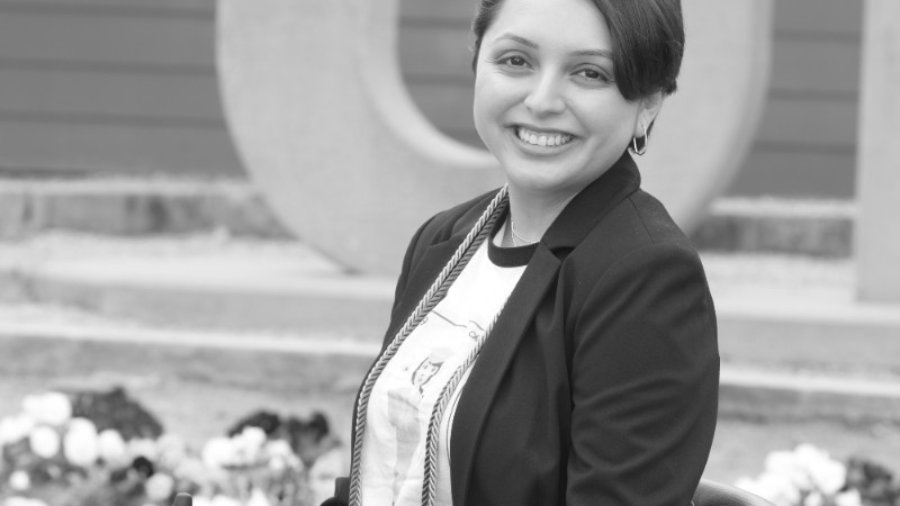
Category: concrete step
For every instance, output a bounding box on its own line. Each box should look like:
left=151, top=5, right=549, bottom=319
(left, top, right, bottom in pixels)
left=703, top=253, right=900, bottom=378
left=0, top=178, right=289, bottom=240
left=0, top=232, right=394, bottom=335
left=0, top=302, right=898, bottom=425
left=1, top=232, right=898, bottom=377
left=0, top=177, right=854, bottom=257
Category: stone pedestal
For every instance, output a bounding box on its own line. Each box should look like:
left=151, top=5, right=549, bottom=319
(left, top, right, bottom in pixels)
left=856, top=0, right=900, bottom=302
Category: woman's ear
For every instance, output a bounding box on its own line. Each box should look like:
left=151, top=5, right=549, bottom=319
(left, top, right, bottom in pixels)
left=636, top=91, right=665, bottom=137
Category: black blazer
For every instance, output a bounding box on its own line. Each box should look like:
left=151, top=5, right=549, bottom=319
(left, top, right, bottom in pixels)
left=334, top=152, right=719, bottom=506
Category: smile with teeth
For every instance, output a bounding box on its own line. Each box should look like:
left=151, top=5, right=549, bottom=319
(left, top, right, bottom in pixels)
left=516, top=126, right=574, bottom=147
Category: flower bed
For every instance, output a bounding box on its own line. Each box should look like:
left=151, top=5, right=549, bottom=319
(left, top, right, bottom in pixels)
left=736, top=444, right=900, bottom=506
left=0, top=388, right=343, bottom=506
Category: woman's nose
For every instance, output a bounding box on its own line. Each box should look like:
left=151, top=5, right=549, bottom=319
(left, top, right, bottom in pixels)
left=523, top=74, right=566, bottom=116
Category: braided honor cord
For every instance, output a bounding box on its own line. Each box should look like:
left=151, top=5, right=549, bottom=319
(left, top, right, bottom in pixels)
left=420, top=305, right=505, bottom=506
left=348, top=186, right=509, bottom=506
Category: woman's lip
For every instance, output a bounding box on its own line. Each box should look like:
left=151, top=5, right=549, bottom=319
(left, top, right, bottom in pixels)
left=513, top=124, right=575, bottom=137
left=509, top=126, right=577, bottom=152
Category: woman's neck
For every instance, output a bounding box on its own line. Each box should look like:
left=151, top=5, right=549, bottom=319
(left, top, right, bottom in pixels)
left=505, top=186, right=578, bottom=244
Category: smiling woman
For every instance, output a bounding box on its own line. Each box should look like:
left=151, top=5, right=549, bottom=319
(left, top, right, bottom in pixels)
left=324, top=0, right=719, bottom=505
left=471, top=0, right=665, bottom=233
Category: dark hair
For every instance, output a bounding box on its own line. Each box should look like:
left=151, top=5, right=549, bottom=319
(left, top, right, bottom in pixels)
left=471, top=0, right=684, bottom=101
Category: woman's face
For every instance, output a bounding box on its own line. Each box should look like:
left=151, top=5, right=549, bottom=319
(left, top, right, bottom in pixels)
left=473, top=0, right=659, bottom=200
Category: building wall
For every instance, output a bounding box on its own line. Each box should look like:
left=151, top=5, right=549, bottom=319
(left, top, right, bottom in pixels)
left=0, top=0, right=243, bottom=177
left=0, top=0, right=862, bottom=198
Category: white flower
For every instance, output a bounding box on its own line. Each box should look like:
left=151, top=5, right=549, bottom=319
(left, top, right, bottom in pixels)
left=63, top=417, right=99, bottom=466
left=794, top=445, right=846, bottom=495
left=22, top=392, right=72, bottom=427
left=833, top=489, right=863, bottom=506
left=127, top=438, right=159, bottom=461
left=738, top=471, right=801, bottom=506
left=0, top=414, right=35, bottom=447
left=202, top=437, right=237, bottom=469
left=145, top=473, right=176, bottom=501
left=210, top=495, right=241, bottom=506
left=8, top=470, right=30, bottom=491
left=28, top=425, right=61, bottom=458
left=98, top=429, right=128, bottom=466
left=265, top=439, right=300, bottom=472
left=803, top=491, right=825, bottom=506
left=156, top=433, right=188, bottom=467
left=3, top=498, right=48, bottom=506
left=246, top=488, right=272, bottom=506
left=191, top=497, right=213, bottom=506
left=265, top=439, right=293, bottom=458
left=173, top=456, right=210, bottom=483
left=232, top=426, right=267, bottom=464
left=765, top=450, right=812, bottom=491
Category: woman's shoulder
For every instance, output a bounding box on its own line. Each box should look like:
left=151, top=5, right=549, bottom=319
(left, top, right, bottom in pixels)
left=566, top=188, right=703, bottom=276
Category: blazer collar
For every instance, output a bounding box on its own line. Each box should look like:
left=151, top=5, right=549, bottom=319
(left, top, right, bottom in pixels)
left=541, top=150, right=641, bottom=252
left=438, top=150, right=640, bottom=256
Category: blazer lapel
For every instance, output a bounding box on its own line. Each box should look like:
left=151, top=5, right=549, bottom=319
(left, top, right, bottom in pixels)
left=450, top=244, right=561, bottom=505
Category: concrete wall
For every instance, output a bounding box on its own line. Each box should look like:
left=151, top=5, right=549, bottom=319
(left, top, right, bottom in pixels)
left=0, top=0, right=862, bottom=198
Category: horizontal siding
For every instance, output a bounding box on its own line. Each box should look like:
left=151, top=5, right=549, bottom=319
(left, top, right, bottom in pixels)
left=400, top=0, right=476, bottom=23
left=0, top=10, right=214, bottom=67
left=0, top=121, right=241, bottom=175
left=0, top=67, right=221, bottom=122
left=770, top=37, right=861, bottom=96
left=744, top=0, right=861, bottom=198
left=0, top=1, right=241, bottom=176
left=407, top=83, right=474, bottom=134
left=0, top=0, right=213, bottom=15
left=773, top=0, right=862, bottom=35
left=731, top=150, right=856, bottom=198
left=756, top=96, right=857, bottom=149
left=400, top=26, right=474, bottom=79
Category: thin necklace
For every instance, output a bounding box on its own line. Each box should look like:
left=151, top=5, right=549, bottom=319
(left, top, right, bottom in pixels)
left=509, top=217, right=536, bottom=246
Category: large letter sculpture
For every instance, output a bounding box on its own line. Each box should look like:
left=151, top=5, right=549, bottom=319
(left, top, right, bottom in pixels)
left=217, top=0, right=772, bottom=275
left=856, top=0, right=900, bottom=302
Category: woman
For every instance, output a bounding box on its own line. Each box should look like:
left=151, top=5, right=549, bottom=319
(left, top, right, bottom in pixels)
left=327, top=0, right=719, bottom=504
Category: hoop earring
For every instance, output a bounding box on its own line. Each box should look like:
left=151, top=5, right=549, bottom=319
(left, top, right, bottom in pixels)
left=630, top=122, right=649, bottom=156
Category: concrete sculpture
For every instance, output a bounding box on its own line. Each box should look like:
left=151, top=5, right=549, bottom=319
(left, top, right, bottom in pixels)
left=856, top=0, right=900, bottom=302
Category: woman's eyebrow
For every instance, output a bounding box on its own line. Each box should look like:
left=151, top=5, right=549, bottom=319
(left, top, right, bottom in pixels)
left=494, top=33, right=539, bottom=49
left=572, top=49, right=613, bottom=60
left=493, top=33, right=612, bottom=60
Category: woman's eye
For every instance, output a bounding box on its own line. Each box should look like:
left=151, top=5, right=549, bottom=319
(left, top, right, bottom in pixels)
left=575, top=68, right=611, bottom=83
left=495, top=55, right=529, bottom=69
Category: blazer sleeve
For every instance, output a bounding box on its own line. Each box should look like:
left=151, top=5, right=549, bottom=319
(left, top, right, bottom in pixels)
left=566, top=242, right=719, bottom=506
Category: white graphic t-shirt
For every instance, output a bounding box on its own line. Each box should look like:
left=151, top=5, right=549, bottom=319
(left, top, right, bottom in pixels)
left=360, top=230, right=534, bottom=506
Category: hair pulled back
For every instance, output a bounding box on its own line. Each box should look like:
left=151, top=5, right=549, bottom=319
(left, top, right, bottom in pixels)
left=471, top=0, right=684, bottom=101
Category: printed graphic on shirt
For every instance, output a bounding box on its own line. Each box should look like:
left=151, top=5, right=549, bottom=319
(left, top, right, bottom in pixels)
left=360, top=243, right=525, bottom=506
left=386, top=346, right=451, bottom=498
